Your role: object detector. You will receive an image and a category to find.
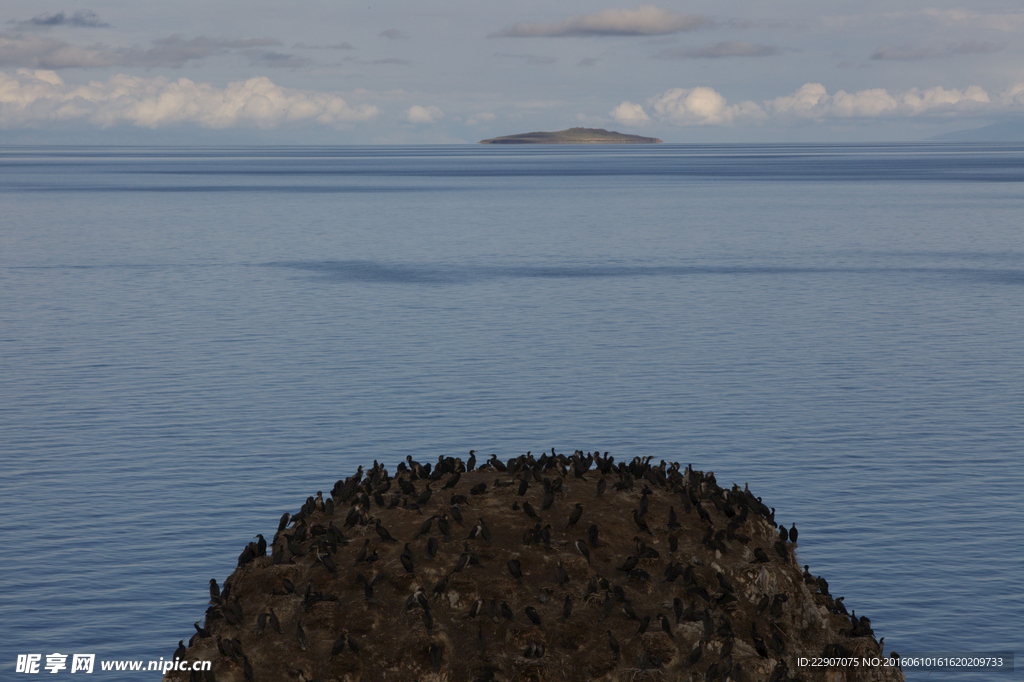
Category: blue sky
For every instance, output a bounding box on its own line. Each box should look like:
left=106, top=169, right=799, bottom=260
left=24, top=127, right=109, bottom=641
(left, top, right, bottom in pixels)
left=2, top=1, right=1022, bottom=143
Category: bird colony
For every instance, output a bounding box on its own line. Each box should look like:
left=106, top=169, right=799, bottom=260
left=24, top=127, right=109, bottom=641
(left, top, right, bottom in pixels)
left=165, top=451, right=904, bottom=682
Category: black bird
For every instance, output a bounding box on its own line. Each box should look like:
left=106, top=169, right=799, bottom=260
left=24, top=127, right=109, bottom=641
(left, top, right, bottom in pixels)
left=443, top=472, right=461, bottom=489
left=525, top=605, right=542, bottom=626
left=278, top=512, right=290, bottom=532
left=209, top=579, right=220, bottom=602
left=375, top=520, right=397, bottom=543
left=413, top=516, right=434, bottom=539
left=555, top=562, right=569, bottom=586
left=789, top=523, right=798, bottom=543
left=331, top=636, right=347, bottom=658
left=426, top=536, right=439, bottom=558
left=658, top=613, right=672, bottom=638
left=667, top=506, right=680, bottom=528
left=587, top=523, right=599, bottom=547
left=779, top=524, right=789, bottom=543
left=437, top=516, right=451, bottom=541
left=566, top=503, right=583, bottom=529
left=174, top=640, right=187, bottom=660
left=673, top=597, right=683, bottom=623
left=541, top=490, right=555, bottom=510
left=475, top=624, right=487, bottom=653
left=467, top=451, right=477, bottom=471
left=254, top=534, right=267, bottom=557
left=500, top=601, right=515, bottom=621
left=617, top=555, right=639, bottom=572
left=751, top=623, right=769, bottom=658
left=517, top=478, right=530, bottom=496
left=752, top=547, right=770, bottom=563
left=574, top=539, right=591, bottom=564
left=467, top=599, right=484, bottom=618
left=449, top=505, right=464, bottom=526
left=507, top=559, right=523, bottom=584
left=296, top=620, right=307, bottom=651
left=268, top=608, right=282, bottom=634
left=632, top=509, right=652, bottom=534
left=561, top=595, right=573, bottom=621
left=607, top=630, right=620, bottom=661
left=687, top=641, right=703, bottom=665
left=429, top=643, right=442, bottom=673
left=596, top=478, right=606, bottom=496
left=669, top=535, right=678, bottom=552
left=422, top=608, right=434, bottom=633
left=353, top=539, right=369, bottom=565
left=400, top=545, right=415, bottom=575
left=522, top=501, right=540, bottom=520
left=470, top=482, right=487, bottom=495
left=635, top=615, right=651, bottom=636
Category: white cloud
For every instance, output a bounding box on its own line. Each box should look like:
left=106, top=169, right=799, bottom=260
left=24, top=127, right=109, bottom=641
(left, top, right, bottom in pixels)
left=767, top=82, right=993, bottom=120
left=609, top=101, right=649, bottom=124
left=406, top=104, right=443, bottom=123
left=648, top=86, right=765, bottom=125
left=493, top=5, right=709, bottom=37
left=0, top=69, right=379, bottom=129
left=466, top=112, right=495, bottom=125
left=631, top=81, right=1020, bottom=127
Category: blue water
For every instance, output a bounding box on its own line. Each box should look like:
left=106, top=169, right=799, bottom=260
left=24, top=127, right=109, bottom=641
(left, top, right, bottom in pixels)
left=1, top=144, right=1022, bottom=681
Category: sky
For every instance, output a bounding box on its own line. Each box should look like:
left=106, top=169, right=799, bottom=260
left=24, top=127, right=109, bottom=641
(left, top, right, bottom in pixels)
left=1, top=1, right=1023, bottom=143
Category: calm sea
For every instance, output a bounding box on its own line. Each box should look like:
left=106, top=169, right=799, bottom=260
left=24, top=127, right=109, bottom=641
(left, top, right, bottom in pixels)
left=1, top=144, right=1022, bottom=681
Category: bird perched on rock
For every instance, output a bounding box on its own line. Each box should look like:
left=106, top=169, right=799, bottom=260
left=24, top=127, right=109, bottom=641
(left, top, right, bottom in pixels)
left=507, top=559, right=523, bottom=584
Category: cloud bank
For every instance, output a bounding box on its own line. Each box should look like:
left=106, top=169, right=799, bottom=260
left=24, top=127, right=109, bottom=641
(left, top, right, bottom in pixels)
left=0, top=32, right=289, bottom=69
left=493, top=5, right=709, bottom=37
left=655, top=41, right=781, bottom=59
left=20, top=10, right=111, bottom=29
left=0, top=69, right=379, bottom=129
left=871, top=42, right=1003, bottom=61
left=612, top=82, right=1024, bottom=126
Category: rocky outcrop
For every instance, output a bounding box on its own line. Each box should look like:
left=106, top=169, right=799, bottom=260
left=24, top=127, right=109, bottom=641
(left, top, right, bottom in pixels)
left=166, top=452, right=904, bottom=682
left=479, top=128, right=662, bottom=144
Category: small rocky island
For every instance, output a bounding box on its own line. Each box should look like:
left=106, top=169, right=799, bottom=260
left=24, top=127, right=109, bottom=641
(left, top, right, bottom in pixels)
left=480, top=128, right=662, bottom=144
left=166, top=451, right=903, bottom=682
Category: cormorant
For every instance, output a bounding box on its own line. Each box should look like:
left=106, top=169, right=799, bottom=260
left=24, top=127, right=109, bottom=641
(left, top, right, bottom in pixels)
left=632, top=509, right=652, bottom=534
left=429, top=643, right=442, bottom=673
left=566, top=503, right=583, bottom=529
left=607, top=630, right=620, bottom=660
left=574, top=539, right=591, bottom=564
left=525, top=605, right=542, bottom=626
left=507, top=558, right=523, bottom=584
left=555, top=562, right=569, bottom=586
left=174, top=640, right=187, bottom=660
left=790, top=523, right=798, bottom=543
left=561, top=595, right=573, bottom=621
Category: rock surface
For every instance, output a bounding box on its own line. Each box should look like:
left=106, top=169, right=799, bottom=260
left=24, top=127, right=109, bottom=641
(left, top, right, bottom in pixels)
left=166, top=451, right=905, bottom=682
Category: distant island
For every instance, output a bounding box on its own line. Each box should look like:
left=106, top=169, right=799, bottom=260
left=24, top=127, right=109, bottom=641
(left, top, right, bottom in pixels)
left=479, top=127, right=662, bottom=144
